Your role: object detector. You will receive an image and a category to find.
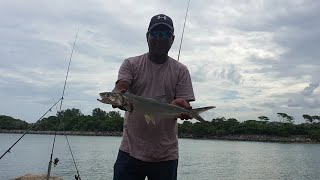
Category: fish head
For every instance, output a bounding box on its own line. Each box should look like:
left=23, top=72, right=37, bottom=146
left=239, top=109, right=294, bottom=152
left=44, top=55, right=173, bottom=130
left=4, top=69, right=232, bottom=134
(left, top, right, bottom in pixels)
left=98, top=92, right=126, bottom=106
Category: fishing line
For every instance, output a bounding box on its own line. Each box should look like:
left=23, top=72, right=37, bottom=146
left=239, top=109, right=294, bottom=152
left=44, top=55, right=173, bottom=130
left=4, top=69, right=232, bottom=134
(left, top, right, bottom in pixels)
left=47, top=28, right=81, bottom=180
left=177, top=0, right=191, bottom=61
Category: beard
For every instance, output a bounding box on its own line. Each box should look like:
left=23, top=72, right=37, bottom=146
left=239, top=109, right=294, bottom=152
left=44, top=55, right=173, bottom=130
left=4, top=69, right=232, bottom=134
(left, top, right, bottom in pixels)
left=149, top=41, right=171, bottom=55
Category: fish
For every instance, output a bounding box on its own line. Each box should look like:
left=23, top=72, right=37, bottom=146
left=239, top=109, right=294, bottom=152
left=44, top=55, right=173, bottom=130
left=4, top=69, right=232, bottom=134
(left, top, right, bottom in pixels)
left=97, top=92, right=215, bottom=125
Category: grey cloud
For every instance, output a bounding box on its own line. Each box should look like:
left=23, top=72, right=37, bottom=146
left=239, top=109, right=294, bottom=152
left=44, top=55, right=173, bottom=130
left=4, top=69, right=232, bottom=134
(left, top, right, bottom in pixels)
left=245, top=1, right=320, bottom=81
left=288, top=94, right=320, bottom=109
left=189, top=1, right=320, bottom=83
left=1, top=0, right=320, bottom=124
left=302, top=82, right=319, bottom=96
left=214, top=64, right=244, bottom=84
left=0, top=26, right=72, bottom=70
left=189, top=63, right=244, bottom=85
left=189, top=64, right=211, bottom=83
left=270, top=89, right=320, bottom=109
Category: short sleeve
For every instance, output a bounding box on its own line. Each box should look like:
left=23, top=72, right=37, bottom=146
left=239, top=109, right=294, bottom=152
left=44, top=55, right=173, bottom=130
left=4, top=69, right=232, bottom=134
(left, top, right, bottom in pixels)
left=117, top=59, right=133, bottom=85
left=175, top=67, right=195, bottom=101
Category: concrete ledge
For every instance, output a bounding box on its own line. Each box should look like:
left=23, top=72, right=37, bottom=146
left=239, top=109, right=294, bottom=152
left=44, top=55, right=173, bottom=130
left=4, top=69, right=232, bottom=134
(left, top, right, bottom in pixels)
left=10, top=173, right=63, bottom=180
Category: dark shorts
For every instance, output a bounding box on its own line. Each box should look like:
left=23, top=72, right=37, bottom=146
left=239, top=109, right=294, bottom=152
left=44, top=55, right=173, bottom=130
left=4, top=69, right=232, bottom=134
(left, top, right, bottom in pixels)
left=113, top=150, right=178, bottom=180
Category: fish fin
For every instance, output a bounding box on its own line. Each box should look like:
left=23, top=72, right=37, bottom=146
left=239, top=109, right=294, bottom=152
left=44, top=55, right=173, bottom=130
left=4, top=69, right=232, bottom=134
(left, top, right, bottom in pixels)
left=123, top=104, right=133, bottom=112
left=192, top=106, right=216, bottom=114
left=191, top=106, right=216, bottom=126
left=144, top=115, right=151, bottom=124
left=144, top=114, right=156, bottom=125
left=192, top=114, right=209, bottom=126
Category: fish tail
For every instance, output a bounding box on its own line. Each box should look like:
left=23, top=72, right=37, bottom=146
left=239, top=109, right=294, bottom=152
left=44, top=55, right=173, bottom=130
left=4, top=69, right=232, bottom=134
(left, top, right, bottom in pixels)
left=190, top=106, right=215, bottom=125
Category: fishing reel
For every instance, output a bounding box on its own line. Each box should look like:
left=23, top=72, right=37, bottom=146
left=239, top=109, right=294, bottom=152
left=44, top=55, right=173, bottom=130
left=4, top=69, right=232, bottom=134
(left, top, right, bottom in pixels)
left=53, top=157, right=59, bottom=167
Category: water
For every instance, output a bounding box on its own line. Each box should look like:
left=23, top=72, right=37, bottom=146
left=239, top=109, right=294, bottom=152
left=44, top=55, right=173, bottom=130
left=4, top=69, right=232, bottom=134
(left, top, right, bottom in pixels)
left=0, top=133, right=319, bottom=180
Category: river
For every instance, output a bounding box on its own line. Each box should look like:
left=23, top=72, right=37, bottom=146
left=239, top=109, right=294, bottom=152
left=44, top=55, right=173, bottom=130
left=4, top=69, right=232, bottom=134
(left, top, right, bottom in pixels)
left=0, top=133, right=319, bottom=180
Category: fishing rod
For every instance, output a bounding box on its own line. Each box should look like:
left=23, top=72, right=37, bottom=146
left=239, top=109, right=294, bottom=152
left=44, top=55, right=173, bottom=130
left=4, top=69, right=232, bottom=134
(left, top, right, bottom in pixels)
left=0, top=98, right=62, bottom=160
left=47, top=29, right=81, bottom=180
left=0, top=29, right=81, bottom=180
left=177, top=0, right=191, bottom=61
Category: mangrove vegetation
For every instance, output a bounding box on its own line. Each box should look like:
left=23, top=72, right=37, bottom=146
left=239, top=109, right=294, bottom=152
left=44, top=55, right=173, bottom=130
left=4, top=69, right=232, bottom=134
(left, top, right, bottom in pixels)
left=1, top=108, right=320, bottom=141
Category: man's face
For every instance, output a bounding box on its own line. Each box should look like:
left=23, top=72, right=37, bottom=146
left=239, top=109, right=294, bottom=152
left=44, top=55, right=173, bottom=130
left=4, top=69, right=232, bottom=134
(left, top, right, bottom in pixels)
left=147, top=25, right=175, bottom=55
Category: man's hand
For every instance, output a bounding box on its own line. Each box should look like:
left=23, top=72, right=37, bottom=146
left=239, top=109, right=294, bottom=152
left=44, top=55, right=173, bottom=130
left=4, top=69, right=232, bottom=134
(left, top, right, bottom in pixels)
left=112, top=81, right=131, bottom=111
left=111, top=89, right=128, bottom=111
left=170, top=98, right=193, bottom=120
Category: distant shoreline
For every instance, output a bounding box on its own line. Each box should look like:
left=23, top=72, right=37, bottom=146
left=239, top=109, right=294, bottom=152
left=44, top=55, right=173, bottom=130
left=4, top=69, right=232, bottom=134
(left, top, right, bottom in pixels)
left=1, top=129, right=319, bottom=143
left=0, top=129, right=122, bottom=137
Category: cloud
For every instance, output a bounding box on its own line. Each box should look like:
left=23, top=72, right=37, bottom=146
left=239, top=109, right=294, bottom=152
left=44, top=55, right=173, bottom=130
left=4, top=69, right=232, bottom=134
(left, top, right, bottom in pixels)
left=0, top=0, right=319, bottom=124
left=214, top=64, right=244, bottom=85
left=302, top=82, right=319, bottom=96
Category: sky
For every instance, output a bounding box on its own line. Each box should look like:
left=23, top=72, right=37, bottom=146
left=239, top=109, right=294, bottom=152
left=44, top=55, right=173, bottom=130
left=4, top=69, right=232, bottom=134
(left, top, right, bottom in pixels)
left=0, top=0, right=319, bottom=124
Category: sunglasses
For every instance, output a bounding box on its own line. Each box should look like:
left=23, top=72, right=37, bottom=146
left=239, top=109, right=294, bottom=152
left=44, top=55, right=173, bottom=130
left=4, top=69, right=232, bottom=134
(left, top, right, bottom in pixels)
left=149, top=31, right=173, bottom=39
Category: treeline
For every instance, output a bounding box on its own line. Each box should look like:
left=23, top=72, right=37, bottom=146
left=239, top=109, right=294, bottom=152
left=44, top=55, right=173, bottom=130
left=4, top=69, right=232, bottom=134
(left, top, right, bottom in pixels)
left=35, top=108, right=124, bottom=132
left=0, top=115, right=29, bottom=130
left=0, top=108, right=319, bottom=140
left=179, top=118, right=320, bottom=140
left=0, top=108, right=123, bottom=132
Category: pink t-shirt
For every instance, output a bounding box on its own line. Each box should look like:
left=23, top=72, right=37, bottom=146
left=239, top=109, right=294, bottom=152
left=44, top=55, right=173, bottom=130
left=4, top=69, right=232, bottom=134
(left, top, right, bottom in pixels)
left=117, top=53, right=195, bottom=162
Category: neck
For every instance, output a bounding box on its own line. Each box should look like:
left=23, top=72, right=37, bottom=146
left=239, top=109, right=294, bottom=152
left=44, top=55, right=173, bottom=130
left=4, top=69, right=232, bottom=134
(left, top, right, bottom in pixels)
left=148, top=53, right=168, bottom=64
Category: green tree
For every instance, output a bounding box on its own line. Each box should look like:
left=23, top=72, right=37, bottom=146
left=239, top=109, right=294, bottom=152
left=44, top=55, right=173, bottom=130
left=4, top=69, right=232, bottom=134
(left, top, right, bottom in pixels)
left=277, top=113, right=288, bottom=122
left=34, top=116, right=59, bottom=131
left=212, top=117, right=226, bottom=123
left=303, top=114, right=313, bottom=123
left=308, top=129, right=320, bottom=140
left=0, top=115, right=28, bottom=130
left=56, top=108, right=83, bottom=131
left=178, top=121, right=193, bottom=135
left=285, top=115, right=295, bottom=124
left=258, top=116, right=269, bottom=121
left=191, top=122, right=208, bottom=138
left=105, top=111, right=124, bottom=131
left=311, top=115, right=320, bottom=123
left=57, top=108, right=82, bottom=119
left=92, top=108, right=107, bottom=120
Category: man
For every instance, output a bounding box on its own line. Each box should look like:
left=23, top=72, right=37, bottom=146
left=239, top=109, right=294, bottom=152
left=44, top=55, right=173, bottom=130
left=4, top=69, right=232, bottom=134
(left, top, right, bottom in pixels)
left=112, top=14, right=195, bottom=180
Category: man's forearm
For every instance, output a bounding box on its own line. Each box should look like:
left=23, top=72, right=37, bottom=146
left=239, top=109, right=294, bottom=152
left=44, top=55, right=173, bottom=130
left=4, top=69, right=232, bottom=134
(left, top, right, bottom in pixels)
left=112, top=81, right=130, bottom=93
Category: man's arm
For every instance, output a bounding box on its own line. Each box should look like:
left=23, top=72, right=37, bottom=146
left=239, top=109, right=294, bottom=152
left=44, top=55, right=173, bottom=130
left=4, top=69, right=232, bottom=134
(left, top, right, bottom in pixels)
left=114, top=58, right=133, bottom=93
left=112, top=81, right=130, bottom=93
left=171, top=65, right=195, bottom=120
